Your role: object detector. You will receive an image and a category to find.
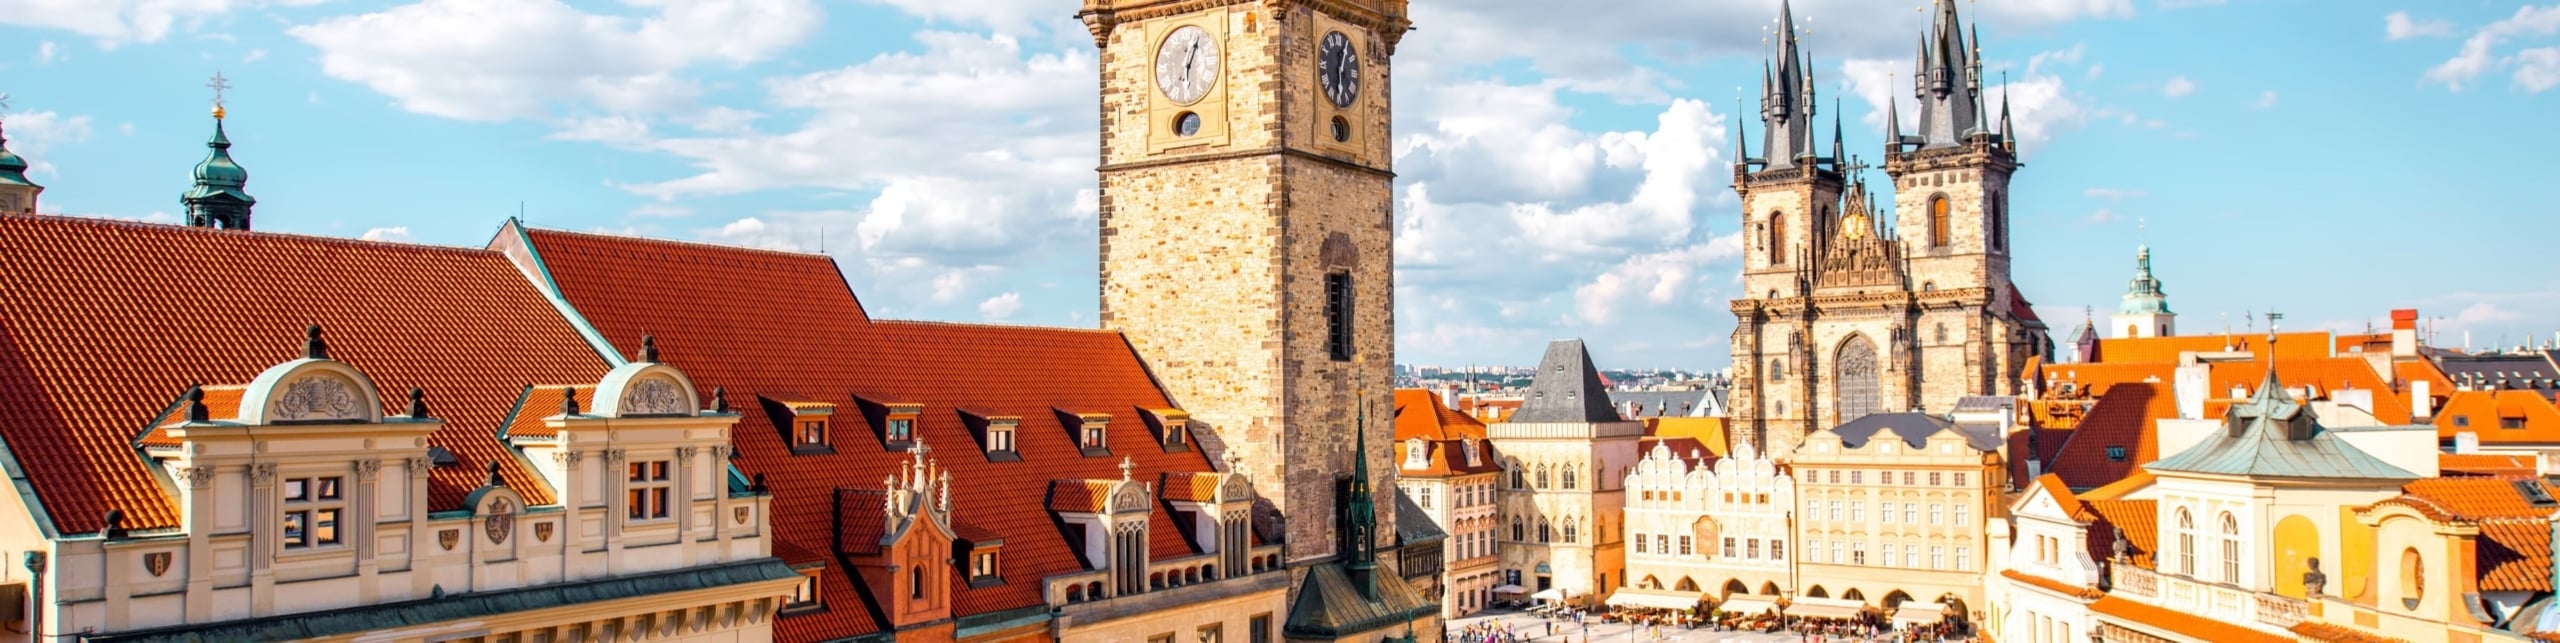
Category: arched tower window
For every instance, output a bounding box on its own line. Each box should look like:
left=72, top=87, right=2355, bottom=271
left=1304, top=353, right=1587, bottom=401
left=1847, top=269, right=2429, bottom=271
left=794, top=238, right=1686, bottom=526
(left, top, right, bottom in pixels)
left=1538, top=520, right=1552, bottom=543
left=1771, top=211, right=1789, bottom=265
left=1990, top=198, right=2006, bottom=252
left=1511, top=518, right=1525, bottom=541
left=1929, top=196, right=1951, bottom=248
left=2220, top=512, right=2242, bottom=583
left=2176, top=508, right=2197, bottom=576
left=1561, top=464, right=1578, bottom=490
left=1835, top=335, right=1881, bottom=423
left=1536, top=464, right=1551, bottom=489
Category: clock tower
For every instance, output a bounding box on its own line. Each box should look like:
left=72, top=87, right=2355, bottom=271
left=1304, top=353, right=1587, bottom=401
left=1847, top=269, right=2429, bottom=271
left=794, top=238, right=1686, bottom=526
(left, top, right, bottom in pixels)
left=1082, top=0, right=1408, bottom=569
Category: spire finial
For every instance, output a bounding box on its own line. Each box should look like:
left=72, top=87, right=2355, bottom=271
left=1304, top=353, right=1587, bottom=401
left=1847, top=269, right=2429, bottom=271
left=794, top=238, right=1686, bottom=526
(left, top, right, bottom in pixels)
left=409, top=387, right=428, bottom=419
left=304, top=324, right=328, bottom=360
left=206, top=71, right=231, bottom=120
left=1120, top=456, right=1136, bottom=481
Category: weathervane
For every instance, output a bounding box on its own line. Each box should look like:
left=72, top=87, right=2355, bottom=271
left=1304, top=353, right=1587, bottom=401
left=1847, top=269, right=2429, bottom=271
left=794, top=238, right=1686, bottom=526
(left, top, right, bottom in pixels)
left=206, top=71, right=231, bottom=119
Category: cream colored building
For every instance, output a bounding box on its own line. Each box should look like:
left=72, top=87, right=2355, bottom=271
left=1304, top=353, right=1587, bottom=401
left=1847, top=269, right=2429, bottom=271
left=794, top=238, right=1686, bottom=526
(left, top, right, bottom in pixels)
left=1490, top=340, right=1641, bottom=607
left=1394, top=390, right=1503, bottom=618
left=1789, top=410, right=2006, bottom=629
left=0, top=336, right=795, bottom=643
left=1617, top=442, right=1794, bottom=615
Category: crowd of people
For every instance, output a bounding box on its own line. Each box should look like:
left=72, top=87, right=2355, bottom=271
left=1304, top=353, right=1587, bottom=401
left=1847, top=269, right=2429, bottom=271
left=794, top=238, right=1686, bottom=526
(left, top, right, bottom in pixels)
left=1450, top=603, right=1969, bottom=642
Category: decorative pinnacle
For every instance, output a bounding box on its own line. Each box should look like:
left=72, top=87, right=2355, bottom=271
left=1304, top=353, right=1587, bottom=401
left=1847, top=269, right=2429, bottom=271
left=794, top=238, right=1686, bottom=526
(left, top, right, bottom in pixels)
left=409, top=387, right=428, bottom=419
left=710, top=386, right=730, bottom=413
left=206, top=71, right=231, bottom=120
left=1120, top=456, right=1136, bottom=481
left=559, top=386, right=580, bottom=416
left=185, top=387, right=210, bottom=423
left=639, top=335, right=658, bottom=362
left=304, top=324, right=328, bottom=360
left=486, top=460, right=505, bottom=487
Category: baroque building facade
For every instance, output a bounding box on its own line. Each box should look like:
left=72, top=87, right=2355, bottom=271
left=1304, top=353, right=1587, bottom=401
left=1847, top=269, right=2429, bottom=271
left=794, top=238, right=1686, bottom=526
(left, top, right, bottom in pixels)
left=1788, top=410, right=2009, bottom=630
left=1392, top=390, right=1504, bottom=618
left=1616, top=443, right=1795, bottom=614
left=1489, top=341, right=1641, bottom=606
left=1726, top=0, right=2050, bottom=458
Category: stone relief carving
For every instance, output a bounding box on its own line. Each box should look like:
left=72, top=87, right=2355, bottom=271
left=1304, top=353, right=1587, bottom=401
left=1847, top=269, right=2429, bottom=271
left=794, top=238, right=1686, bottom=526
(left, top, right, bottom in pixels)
left=621, top=378, right=688, bottom=416
left=273, top=375, right=364, bottom=422
left=181, top=466, right=216, bottom=489
left=355, top=458, right=382, bottom=480
left=251, top=463, right=277, bottom=487
left=553, top=450, right=583, bottom=469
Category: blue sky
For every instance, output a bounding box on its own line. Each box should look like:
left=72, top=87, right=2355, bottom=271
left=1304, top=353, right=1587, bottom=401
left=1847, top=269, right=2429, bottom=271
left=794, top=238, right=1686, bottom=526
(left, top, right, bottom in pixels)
left=3, top=0, right=2556, bottom=370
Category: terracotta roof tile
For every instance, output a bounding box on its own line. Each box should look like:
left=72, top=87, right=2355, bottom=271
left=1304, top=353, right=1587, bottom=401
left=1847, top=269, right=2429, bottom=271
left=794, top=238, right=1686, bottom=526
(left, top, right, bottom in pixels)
left=1999, top=568, right=2103, bottom=600
left=2078, top=499, right=2157, bottom=569
left=2078, top=468, right=2154, bottom=502
left=2289, top=620, right=2410, bottom=643
left=2006, top=426, right=2072, bottom=488
left=0, top=215, right=593, bottom=535
left=2095, top=332, right=2333, bottom=365
left=2203, top=358, right=2416, bottom=424
left=2091, top=595, right=2290, bottom=643
left=2436, top=390, right=2560, bottom=444
left=518, top=226, right=1219, bottom=640
left=2438, top=453, right=2537, bottom=477
left=2380, top=476, right=2560, bottom=592
left=1393, top=438, right=1502, bottom=478
left=500, top=386, right=592, bottom=439
left=2046, top=383, right=2175, bottom=489
left=1394, top=389, right=1486, bottom=441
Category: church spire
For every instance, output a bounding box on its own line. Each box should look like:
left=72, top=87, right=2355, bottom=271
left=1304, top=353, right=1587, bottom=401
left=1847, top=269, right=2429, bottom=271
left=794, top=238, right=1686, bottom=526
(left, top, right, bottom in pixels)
left=1343, top=354, right=1380, bottom=599
left=1885, top=73, right=1905, bottom=154
left=0, top=93, right=43, bottom=215
left=1998, top=73, right=2017, bottom=152
left=1760, top=0, right=1816, bottom=170
left=183, top=72, right=254, bottom=231
left=1912, top=0, right=1984, bottom=149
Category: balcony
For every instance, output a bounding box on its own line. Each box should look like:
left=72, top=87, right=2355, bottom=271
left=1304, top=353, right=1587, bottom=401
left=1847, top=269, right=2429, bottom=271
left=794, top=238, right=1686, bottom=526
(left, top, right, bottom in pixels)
left=2110, top=565, right=2308, bottom=630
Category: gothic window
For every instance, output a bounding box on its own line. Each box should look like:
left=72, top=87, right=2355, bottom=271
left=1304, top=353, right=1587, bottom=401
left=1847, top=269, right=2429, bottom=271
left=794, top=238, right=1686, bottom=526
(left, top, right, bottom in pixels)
left=1563, top=520, right=1578, bottom=543
left=1769, top=358, right=1787, bottom=383
left=1536, top=464, right=1551, bottom=489
left=1929, top=195, right=1951, bottom=248
left=1835, top=335, right=1881, bottom=423
left=1538, top=520, right=1552, bottom=543
left=1561, top=464, right=1577, bottom=490
left=1324, top=273, right=1354, bottom=361
left=1511, top=518, right=1524, bottom=541
left=1510, top=464, right=1525, bottom=489
left=1990, top=198, right=2006, bottom=252
left=1771, top=211, right=1789, bottom=265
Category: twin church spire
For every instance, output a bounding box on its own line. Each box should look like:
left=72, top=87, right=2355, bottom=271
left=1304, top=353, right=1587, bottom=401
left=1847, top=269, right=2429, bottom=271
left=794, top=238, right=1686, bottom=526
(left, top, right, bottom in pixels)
left=1744, top=0, right=2015, bottom=170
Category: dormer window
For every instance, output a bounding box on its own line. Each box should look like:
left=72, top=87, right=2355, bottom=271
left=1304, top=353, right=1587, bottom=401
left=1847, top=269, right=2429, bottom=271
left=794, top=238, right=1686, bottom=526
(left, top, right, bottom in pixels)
left=1404, top=439, right=1430, bottom=470
left=1061, top=411, right=1112, bottom=457
left=766, top=397, right=839, bottom=455
left=797, top=418, right=829, bottom=447
left=627, top=460, right=673, bottom=522
left=1464, top=440, right=1482, bottom=466
left=1145, top=409, right=1192, bottom=452
left=888, top=417, right=914, bottom=442
left=989, top=420, right=1018, bottom=453
left=784, top=566, right=824, bottom=614
left=282, top=476, right=345, bottom=550
left=971, top=549, right=1001, bottom=581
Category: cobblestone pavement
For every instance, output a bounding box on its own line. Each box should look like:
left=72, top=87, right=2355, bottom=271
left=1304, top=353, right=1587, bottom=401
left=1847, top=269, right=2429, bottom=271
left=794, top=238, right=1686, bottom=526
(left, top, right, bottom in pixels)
left=1440, top=610, right=1942, bottom=643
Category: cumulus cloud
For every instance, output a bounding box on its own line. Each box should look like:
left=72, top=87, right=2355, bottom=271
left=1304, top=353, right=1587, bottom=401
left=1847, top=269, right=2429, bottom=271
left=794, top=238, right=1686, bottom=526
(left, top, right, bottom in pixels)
left=977, top=292, right=1022, bottom=321
left=2516, top=48, right=2560, bottom=93
left=359, top=226, right=415, bottom=242
left=290, top=0, right=823, bottom=121
left=0, top=110, right=93, bottom=177
left=2422, top=4, right=2560, bottom=92
left=2161, top=75, right=2195, bottom=97
left=2385, top=11, right=2454, bottom=41
left=0, top=0, right=250, bottom=48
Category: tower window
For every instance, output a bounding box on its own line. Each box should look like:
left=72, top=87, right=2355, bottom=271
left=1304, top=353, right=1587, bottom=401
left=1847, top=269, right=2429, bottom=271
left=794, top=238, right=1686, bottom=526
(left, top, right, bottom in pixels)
left=1324, top=272, right=1353, bottom=361
left=1771, top=211, right=1789, bottom=265
left=1929, top=196, right=1951, bottom=248
left=1990, top=199, right=2006, bottom=251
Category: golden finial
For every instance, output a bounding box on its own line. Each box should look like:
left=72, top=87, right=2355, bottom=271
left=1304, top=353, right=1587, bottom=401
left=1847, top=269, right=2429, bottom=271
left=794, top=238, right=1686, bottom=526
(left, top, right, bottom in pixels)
left=207, top=71, right=231, bottom=120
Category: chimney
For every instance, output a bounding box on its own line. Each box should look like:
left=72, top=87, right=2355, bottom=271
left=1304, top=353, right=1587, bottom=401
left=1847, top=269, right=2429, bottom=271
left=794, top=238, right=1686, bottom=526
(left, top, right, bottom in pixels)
left=2391, top=309, right=2420, bottom=357
left=2412, top=379, right=2434, bottom=420
left=2454, top=431, right=2479, bottom=455
left=1442, top=384, right=1459, bottom=408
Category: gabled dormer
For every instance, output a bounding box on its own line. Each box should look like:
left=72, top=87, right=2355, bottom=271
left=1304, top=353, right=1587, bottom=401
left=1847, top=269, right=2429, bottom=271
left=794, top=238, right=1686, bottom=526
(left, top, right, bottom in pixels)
left=960, top=410, right=1023, bottom=462
left=758, top=395, right=836, bottom=455
left=1141, top=408, right=1192, bottom=452
left=1045, top=458, right=1153, bottom=597
left=850, top=392, right=921, bottom=452
left=513, top=337, right=748, bottom=556
left=1057, top=409, right=1112, bottom=457
left=1159, top=456, right=1256, bottom=577
left=839, top=444, right=958, bottom=633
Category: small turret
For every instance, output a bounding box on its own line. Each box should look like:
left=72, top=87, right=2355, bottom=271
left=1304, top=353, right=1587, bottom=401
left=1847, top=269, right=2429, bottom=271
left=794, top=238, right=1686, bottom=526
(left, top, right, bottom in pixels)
left=0, top=102, right=42, bottom=214
left=183, top=74, right=255, bottom=231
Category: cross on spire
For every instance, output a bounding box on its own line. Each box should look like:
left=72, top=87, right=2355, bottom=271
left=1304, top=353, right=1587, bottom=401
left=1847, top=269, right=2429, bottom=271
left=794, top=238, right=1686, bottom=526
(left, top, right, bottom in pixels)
left=206, top=72, right=231, bottom=118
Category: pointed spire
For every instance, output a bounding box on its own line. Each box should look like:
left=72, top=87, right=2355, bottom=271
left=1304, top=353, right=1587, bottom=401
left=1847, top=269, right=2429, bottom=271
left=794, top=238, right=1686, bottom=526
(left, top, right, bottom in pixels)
left=183, top=83, right=255, bottom=231
left=1829, top=98, right=1845, bottom=168
left=1886, top=73, right=1904, bottom=152
left=1999, top=73, right=2017, bottom=151
left=1345, top=352, right=1380, bottom=598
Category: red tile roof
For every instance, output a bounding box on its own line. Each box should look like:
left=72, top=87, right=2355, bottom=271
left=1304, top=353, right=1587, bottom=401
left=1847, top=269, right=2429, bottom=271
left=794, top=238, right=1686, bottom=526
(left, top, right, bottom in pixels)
left=2438, top=453, right=2537, bottom=477
left=2046, top=383, right=2175, bottom=489
left=2090, top=595, right=2290, bottom=643
left=1394, top=438, right=1503, bottom=478
left=2289, top=620, right=2410, bottom=643
left=1999, top=568, right=2102, bottom=600
left=2095, top=332, right=2332, bottom=365
left=1394, top=389, right=1486, bottom=441
left=2436, top=390, right=2560, bottom=444
left=0, top=214, right=596, bottom=535
left=2378, top=476, right=2560, bottom=592
left=515, top=226, right=1220, bottom=641
left=2078, top=499, right=2157, bottom=570
left=2203, top=358, right=2417, bottom=424
left=2026, top=474, right=2084, bottom=517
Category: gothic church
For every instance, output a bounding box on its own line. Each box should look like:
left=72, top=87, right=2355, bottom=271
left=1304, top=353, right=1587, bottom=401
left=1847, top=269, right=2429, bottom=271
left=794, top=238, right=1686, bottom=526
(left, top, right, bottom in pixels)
left=1727, top=0, right=2053, bottom=457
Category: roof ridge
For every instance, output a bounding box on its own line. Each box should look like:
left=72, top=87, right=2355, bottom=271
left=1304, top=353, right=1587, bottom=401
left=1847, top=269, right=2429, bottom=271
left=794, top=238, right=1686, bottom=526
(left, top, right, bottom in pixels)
left=518, top=223, right=838, bottom=262
left=867, top=318, right=1128, bottom=336
left=0, top=212, right=492, bottom=255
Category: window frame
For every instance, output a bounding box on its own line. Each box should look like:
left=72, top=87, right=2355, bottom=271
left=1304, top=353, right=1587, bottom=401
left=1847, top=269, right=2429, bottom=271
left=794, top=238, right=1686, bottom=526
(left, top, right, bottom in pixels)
left=1324, top=272, right=1354, bottom=361
left=281, top=475, right=347, bottom=551
left=627, top=460, right=675, bottom=523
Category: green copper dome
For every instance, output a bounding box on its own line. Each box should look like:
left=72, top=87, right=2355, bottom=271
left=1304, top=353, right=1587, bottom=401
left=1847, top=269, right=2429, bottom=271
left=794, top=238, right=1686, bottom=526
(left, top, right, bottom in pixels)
left=2118, top=244, right=2171, bottom=315
left=181, top=118, right=255, bottom=205
left=0, top=123, right=36, bottom=188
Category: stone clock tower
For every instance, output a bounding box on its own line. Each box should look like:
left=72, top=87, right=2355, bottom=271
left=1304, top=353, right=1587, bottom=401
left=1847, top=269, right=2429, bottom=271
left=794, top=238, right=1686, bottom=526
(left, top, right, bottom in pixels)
left=1082, top=0, right=1409, bottom=568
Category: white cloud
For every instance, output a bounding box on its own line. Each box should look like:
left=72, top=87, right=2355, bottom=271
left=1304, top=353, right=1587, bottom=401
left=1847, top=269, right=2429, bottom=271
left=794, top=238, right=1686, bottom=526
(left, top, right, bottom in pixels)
left=2085, top=208, right=2121, bottom=224
left=35, top=41, right=60, bottom=65
left=2515, top=48, right=2560, bottom=93
left=2084, top=188, right=2146, bottom=202
left=547, top=115, right=653, bottom=148
left=0, top=110, right=93, bottom=177
left=358, top=226, right=415, bottom=243
left=241, top=47, right=264, bottom=63
left=2423, top=4, right=2560, bottom=91
left=2161, top=75, right=2195, bottom=97
left=2251, top=90, right=2278, bottom=108
left=0, top=0, right=239, bottom=48
left=2385, top=11, right=2454, bottom=41
left=1572, top=240, right=1742, bottom=325
left=289, top=0, right=822, bottom=121
left=2456, top=302, right=2523, bottom=324
left=977, top=292, right=1022, bottom=320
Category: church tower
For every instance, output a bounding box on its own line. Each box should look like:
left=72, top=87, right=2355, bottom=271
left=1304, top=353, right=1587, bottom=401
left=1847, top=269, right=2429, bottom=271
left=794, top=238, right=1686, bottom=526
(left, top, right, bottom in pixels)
left=182, top=99, right=255, bottom=231
left=1729, top=0, right=1847, bottom=457
left=2111, top=244, right=2174, bottom=338
left=0, top=112, right=41, bottom=214
left=1084, top=0, right=1409, bottom=567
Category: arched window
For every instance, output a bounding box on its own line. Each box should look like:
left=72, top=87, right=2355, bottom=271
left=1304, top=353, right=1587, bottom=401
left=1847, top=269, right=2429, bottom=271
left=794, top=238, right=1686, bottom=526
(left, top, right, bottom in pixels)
left=1562, top=464, right=1578, bottom=490
left=2400, top=548, right=2425, bottom=609
left=1511, top=518, right=1525, bottom=542
left=1990, top=199, right=2006, bottom=251
left=1511, top=464, right=1526, bottom=489
left=1770, top=358, right=1788, bottom=383
left=1929, top=195, right=1951, bottom=248
left=1539, top=520, right=1553, bottom=543
left=2176, top=508, right=2197, bottom=576
left=1835, top=335, right=1881, bottom=423
left=1563, top=520, right=1579, bottom=543
left=1771, top=211, right=1789, bottom=265
left=1536, top=465, right=1552, bottom=489
left=2220, top=513, right=2242, bottom=583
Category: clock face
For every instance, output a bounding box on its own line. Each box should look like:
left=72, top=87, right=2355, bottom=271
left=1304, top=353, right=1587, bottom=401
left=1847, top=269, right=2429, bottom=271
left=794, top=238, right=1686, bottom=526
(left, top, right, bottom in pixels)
left=1155, top=26, right=1220, bottom=105
left=1319, top=31, right=1360, bottom=108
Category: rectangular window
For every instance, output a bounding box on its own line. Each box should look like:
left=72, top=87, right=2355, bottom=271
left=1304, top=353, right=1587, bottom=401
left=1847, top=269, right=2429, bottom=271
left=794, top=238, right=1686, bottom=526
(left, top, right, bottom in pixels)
left=1954, top=472, right=1967, bottom=487
left=1828, top=470, right=1840, bottom=484
left=1957, top=547, right=1972, bottom=571
left=1931, top=504, right=1944, bottom=525
left=281, top=476, right=346, bottom=549
left=1850, top=501, right=1863, bottom=522
left=1324, top=273, right=1354, bottom=361
left=1955, top=504, right=1969, bottom=526
left=1850, top=471, right=1863, bottom=485
left=1250, top=614, right=1272, bottom=643
left=989, top=425, right=1016, bottom=453
left=2504, top=417, right=2528, bottom=430
left=1906, top=548, right=1920, bottom=568
left=1746, top=538, right=1760, bottom=560
left=1852, top=543, right=1866, bottom=566
left=1903, top=471, right=1916, bottom=486
left=1904, top=503, right=1918, bottom=524
left=1678, top=535, right=1692, bottom=556
left=1882, top=544, right=1896, bottom=567
left=1831, top=542, right=1844, bottom=565
left=1149, top=634, right=1175, bottom=643
left=1929, top=472, right=1942, bottom=486
left=1723, top=537, right=1736, bottom=558
left=786, top=568, right=823, bottom=612
left=1083, top=425, right=1106, bottom=449
left=1771, top=540, right=1785, bottom=561
left=1931, top=545, right=1946, bottom=570
left=1635, top=534, right=1648, bottom=553
left=972, top=550, right=1001, bottom=579
left=1807, top=499, right=1819, bottom=517
left=798, top=419, right=829, bottom=446
left=627, top=460, right=673, bottom=521
left=886, top=418, right=913, bottom=442
left=2106, top=446, right=2127, bottom=462
left=1420, top=487, right=1433, bottom=509
left=1198, top=624, right=1223, bottom=643
left=1829, top=500, right=1841, bottom=521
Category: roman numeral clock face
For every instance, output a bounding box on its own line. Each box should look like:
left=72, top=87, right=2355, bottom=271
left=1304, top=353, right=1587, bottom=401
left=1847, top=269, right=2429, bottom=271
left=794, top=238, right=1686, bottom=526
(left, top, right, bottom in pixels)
left=1156, top=26, right=1220, bottom=105
left=1320, top=31, right=1360, bottom=108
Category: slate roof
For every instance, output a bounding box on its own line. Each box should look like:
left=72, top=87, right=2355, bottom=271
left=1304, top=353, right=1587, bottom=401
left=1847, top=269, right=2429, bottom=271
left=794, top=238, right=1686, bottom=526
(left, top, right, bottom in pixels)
left=0, top=214, right=594, bottom=535
left=1509, top=340, right=1620, bottom=423
left=2437, top=354, right=2560, bottom=401
left=1392, top=489, right=1445, bottom=544
left=1828, top=412, right=2001, bottom=452
left=2147, top=362, right=2418, bottom=481
left=1282, top=560, right=1436, bottom=638
left=512, top=225, right=1219, bottom=641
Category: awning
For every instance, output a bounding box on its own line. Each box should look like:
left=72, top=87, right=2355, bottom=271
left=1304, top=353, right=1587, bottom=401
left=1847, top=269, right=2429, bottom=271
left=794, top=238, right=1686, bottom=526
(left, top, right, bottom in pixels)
left=1892, top=602, right=1948, bottom=625
left=1530, top=588, right=1570, bottom=602
left=1606, top=588, right=1706, bottom=610
left=1716, top=594, right=1781, bottom=615
left=1491, top=584, right=1527, bottom=594
left=1786, top=597, right=1868, bottom=620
